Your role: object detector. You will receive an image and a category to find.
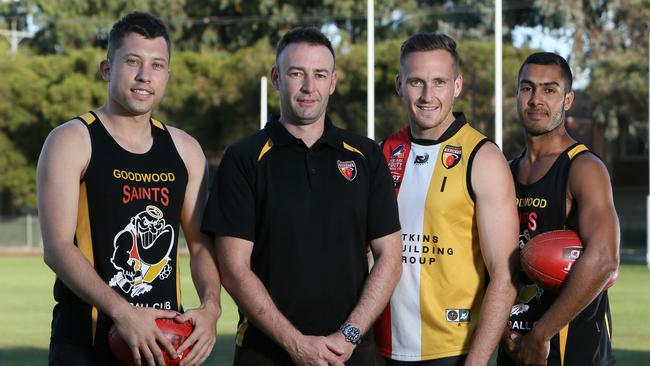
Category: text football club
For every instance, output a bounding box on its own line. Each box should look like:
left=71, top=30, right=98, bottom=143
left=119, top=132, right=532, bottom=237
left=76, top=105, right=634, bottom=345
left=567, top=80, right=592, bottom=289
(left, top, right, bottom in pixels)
left=114, top=169, right=175, bottom=207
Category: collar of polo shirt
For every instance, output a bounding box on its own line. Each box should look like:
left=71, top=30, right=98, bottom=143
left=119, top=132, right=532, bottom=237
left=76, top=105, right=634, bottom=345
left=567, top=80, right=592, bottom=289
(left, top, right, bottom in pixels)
left=265, top=115, right=350, bottom=153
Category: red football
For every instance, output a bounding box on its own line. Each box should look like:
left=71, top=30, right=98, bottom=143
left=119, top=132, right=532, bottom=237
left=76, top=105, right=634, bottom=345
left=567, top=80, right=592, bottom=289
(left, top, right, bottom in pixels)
left=108, top=318, right=194, bottom=366
left=521, top=230, right=618, bottom=294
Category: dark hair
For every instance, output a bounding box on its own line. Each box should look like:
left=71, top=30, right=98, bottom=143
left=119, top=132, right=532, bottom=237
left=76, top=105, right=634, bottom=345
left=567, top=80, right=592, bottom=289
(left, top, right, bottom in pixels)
left=107, top=12, right=171, bottom=61
left=276, top=27, right=335, bottom=65
left=400, top=32, right=461, bottom=76
left=518, top=52, right=573, bottom=91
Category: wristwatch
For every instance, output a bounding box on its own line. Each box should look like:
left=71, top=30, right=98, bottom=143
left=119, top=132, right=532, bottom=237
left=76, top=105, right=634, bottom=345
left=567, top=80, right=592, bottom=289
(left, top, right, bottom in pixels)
left=340, top=322, right=362, bottom=345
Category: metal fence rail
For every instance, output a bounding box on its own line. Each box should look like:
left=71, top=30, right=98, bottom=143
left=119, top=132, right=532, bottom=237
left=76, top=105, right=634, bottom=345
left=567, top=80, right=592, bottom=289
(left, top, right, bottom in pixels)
left=0, top=215, right=189, bottom=252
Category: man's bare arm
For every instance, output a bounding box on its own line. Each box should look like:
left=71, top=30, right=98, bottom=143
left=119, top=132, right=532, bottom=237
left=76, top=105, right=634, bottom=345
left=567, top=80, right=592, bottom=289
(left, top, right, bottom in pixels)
left=216, top=236, right=344, bottom=366
left=169, top=128, right=221, bottom=366
left=465, top=143, right=519, bottom=366
left=514, top=154, right=619, bottom=366
left=326, top=230, right=402, bottom=362
left=38, top=121, right=177, bottom=366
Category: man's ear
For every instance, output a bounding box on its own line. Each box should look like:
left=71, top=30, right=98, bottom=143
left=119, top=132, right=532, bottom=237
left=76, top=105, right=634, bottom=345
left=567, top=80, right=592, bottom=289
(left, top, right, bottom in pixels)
left=395, top=73, right=402, bottom=97
left=271, top=65, right=280, bottom=90
left=100, top=59, right=111, bottom=81
left=453, top=74, right=463, bottom=98
left=564, top=90, right=575, bottom=111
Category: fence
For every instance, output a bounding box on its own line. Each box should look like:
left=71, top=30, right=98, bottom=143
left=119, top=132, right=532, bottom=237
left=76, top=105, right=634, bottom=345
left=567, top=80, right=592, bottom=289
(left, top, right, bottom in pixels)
left=0, top=215, right=189, bottom=252
left=0, top=215, right=41, bottom=250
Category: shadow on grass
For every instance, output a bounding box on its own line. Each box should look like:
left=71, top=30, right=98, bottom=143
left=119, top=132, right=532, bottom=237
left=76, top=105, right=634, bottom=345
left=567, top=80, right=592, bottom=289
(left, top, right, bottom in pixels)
left=0, top=335, right=237, bottom=366
left=0, top=347, right=49, bottom=366
left=614, top=349, right=650, bottom=365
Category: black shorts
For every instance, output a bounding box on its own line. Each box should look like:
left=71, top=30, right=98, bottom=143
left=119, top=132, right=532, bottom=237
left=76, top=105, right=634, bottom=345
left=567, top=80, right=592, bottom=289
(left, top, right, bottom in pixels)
left=234, top=340, right=380, bottom=366
left=48, top=339, right=120, bottom=366
left=382, top=355, right=466, bottom=366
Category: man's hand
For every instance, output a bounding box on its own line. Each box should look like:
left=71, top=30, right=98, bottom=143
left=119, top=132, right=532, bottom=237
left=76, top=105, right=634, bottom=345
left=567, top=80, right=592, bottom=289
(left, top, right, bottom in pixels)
left=513, top=329, right=550, bottom=366
left=499, top=328, right=520, bottom=361
left=112, top=307, right=178, bottom=366
left=325, top=331, right=356, bottom=364
left=286, top=334, right=345, bottom=366
left=174, top=303, right=220, bottom=366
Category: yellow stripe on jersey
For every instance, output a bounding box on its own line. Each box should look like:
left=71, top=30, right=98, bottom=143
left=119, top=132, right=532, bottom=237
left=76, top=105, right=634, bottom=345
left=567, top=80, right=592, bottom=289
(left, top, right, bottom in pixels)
left=343, top=142, right=364, bottom=157
left=235, top=317, right=249, bottom=347
left=91, top=306, right=98, bottom=345
left=79, top=112, right=96, bottom=125
left=151, top=118, right=165, bottom=130
left=559, top=324, right=569, bottom=366
left=76, top=182, right=94, bottom=264
left=76, top=182, right=97, bottom=343
left=605, top=312, right=611, bottom=339
left=567, top=144, right=588, bottom=159
left=258, top=139, right=273, bottom=161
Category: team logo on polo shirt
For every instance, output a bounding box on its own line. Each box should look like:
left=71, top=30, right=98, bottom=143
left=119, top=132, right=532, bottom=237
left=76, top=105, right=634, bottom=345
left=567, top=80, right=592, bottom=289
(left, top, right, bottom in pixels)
left=337, top=160, right=357, bottom=181
left=441, top=145, right=462, bottom=169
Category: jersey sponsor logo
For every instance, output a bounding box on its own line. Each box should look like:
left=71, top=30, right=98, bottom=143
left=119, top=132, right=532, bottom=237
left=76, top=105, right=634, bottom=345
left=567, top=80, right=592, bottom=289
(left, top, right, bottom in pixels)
left=337, top=160, right=357, bottom=181
left=109, top=205, right=175, bottom=298
left=391, top=172, right=402, bottom=189
left=441, top=145, right=462, bottom=169
left=414, top=153, right=429, bottom=165
left=390, top=144, right=406, bottom=158
left=446, top=309, right=470, bottom=322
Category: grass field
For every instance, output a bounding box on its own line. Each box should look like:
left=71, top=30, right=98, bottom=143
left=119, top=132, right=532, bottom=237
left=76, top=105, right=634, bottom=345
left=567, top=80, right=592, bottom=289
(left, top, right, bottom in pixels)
left=0, top=256, right=648, bottom=365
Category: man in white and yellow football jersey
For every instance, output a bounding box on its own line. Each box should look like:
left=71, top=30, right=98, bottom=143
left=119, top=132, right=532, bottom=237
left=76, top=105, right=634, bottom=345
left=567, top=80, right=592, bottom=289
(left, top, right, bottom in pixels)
left=375, top=32, right=519, bottom=366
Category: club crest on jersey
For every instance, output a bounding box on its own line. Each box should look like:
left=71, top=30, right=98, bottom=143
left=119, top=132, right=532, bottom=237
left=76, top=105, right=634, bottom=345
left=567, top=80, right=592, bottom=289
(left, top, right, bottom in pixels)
left=390, top=144, right=405, bottom=158
left=109, top=205, right=175, bottom=298
left=337, top=160, right=357, bottom=181
left=442, top=145, right=462, bottom=169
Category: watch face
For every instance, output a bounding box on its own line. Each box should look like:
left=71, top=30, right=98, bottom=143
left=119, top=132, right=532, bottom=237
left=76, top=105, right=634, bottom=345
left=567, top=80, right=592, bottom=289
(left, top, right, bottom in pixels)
left=343, top=324, right=361, bottom=342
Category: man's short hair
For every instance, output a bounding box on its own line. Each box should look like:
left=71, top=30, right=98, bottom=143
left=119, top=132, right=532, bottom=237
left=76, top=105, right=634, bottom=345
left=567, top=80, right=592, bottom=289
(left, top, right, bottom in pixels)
left=399, top=32, right=461, bottom=76
left=107, top=12, right=171, bottom=61
left=276, top=27, right=335, bottom=65
left=518, top=52, right=573, bottom=92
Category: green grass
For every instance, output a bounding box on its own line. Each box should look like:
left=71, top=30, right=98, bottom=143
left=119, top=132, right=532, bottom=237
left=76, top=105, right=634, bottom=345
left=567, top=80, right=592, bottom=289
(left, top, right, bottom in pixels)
left=1, top=257, right=649, bottom=365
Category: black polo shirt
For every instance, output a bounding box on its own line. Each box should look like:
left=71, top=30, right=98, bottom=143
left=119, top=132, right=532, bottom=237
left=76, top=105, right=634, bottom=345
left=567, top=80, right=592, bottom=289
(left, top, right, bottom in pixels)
left=202, top=115, right=400, bottom=353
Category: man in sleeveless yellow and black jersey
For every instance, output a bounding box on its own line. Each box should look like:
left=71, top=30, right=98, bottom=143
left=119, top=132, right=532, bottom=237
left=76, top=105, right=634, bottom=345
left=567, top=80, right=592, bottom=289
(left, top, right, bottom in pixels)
left=497, top=53, right=619, bottom=366
left=37, top=12, right=221, bottom=366
left=374, top=33, right=520, bottom=366
left=201, top=27, right=402, bottom=366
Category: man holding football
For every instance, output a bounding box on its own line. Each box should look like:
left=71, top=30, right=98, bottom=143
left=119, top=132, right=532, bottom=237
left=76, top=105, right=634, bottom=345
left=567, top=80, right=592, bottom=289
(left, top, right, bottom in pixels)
left=498, top=52, right=620, bottom=366
left=38, top=12, right=220, bottom=366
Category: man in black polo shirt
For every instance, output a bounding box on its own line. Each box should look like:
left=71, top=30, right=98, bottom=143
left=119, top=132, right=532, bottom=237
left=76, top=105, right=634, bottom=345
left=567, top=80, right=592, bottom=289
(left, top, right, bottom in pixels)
left=202, top=27, right=402, bottom=366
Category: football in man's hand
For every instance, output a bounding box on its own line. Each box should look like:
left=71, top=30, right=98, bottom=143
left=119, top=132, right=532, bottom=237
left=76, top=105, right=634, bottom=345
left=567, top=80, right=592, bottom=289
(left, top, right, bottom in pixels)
left=521, top=229, right=617, bottom=294
left=108, top=318, right=194, bottom=366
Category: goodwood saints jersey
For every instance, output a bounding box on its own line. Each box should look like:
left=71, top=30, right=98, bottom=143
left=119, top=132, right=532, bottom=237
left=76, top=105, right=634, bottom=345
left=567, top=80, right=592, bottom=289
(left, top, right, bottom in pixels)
left=374, top=113, right=489, bottom=361
left=50, top=111, right=188, bottom=348
left=497, top=143, right=614, bottom=366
